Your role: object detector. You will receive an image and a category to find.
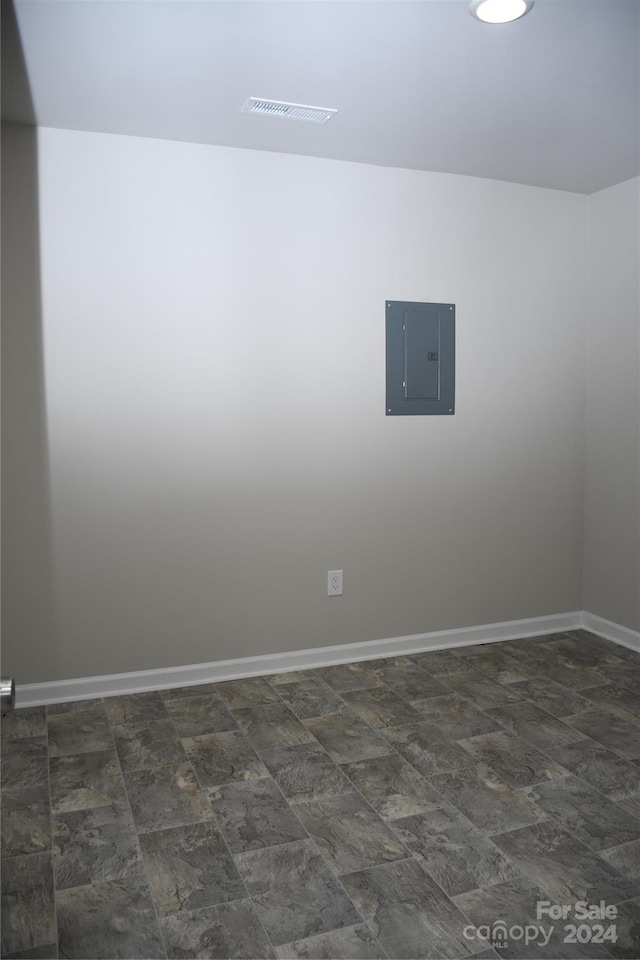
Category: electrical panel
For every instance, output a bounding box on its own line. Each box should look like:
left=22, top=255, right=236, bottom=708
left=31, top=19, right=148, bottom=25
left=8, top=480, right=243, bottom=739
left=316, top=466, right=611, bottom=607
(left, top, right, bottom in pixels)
left=386, top=300, right=455, bottom=416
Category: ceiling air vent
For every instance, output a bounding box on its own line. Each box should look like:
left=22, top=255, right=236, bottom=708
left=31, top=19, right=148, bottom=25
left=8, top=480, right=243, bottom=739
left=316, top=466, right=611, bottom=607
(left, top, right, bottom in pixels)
left=241, top=98, right=337, bottom=125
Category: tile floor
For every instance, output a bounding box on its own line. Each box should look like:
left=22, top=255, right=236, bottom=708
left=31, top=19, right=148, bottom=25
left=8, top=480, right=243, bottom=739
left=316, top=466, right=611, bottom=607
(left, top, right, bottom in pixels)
left=2, top=630, right=640, bottom=959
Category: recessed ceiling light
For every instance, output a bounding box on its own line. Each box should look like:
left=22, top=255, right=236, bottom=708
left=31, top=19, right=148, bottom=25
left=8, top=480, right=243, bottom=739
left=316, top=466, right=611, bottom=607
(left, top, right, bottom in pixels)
left=469, top=0, right=534, bottom=23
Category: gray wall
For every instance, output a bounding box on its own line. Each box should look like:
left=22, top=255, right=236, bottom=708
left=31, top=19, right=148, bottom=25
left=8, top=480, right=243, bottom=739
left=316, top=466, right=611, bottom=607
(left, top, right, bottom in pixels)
left=1, top=123, right=57, bottom=682
left=583, top=177, right=640, bottom=632
left=3, top=125, right=590, bottom=683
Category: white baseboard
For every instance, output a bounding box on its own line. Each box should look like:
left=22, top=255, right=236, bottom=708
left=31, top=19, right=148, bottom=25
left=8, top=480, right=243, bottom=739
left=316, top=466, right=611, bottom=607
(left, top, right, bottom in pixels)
left=17, top=611, right=582, bottom=708
left=581, top=611, right=640, bottom=654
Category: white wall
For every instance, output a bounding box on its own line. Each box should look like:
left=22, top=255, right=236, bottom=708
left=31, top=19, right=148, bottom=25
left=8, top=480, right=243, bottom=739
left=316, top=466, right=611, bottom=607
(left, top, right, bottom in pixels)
left=4, top=126, right=588, bottom=683
left=583, top=177, right=640, bottom=632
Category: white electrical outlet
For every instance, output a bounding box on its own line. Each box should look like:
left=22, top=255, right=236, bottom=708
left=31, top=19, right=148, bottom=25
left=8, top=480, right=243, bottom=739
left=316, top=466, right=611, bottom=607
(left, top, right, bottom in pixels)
left=327, top=570, right=343, bottom=596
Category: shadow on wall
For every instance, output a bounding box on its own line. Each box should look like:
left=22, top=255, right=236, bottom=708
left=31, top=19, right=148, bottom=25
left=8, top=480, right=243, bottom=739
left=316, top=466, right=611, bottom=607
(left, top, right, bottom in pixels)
left=1, top=0, right=57, bottom=684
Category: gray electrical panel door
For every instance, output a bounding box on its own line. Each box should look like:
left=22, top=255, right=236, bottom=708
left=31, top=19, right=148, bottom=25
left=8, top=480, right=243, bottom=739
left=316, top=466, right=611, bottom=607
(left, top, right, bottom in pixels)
left=386, top=301, right=455, bottom=416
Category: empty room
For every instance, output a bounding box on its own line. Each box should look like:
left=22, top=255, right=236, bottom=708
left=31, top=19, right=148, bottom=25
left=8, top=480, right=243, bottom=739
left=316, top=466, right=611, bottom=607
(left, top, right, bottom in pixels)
left=1, top=1, right=639, bottom=958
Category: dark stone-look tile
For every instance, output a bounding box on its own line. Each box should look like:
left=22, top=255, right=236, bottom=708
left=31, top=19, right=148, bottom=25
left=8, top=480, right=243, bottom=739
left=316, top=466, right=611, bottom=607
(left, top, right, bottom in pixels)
left=164, top=695, right=238, bottom=738
left=382, top=721, right=474, bottom=778
left=505, top=677, right=591, bottom=719
left=582, top=682, right=640, bottom=723
left=501, top=634, right=574, bottom=660
left=104, top=691, right=169, bottom=726
left=438, top=667, right=522, bottom=710
left=564, top=707, right=640, bottom=760
left=493, top=819, right=640, bottom=907
left=458, top=730, right=568, bottom=788
left=548, top=655, right=615, bottom=693
left=537, top=648, right=618, bottom=683
left=1, top=707, right=47, bottom=740
left=511, top=648, right=607, bottom=691
left=275, top=677, right=348, bottom=720
left=233, top=702, right=314, bottom=751
left=494, top=922, right=614, bottom=957
left=561, top=626, right=622, bottom=643
left=160, top=682, right=220, bottom=702
left=606, top=896, right=640, bottom=959
left=275, top=923, right=386, bottom=960
left=595, top=659, right=640, bottom=691
left=215, top=677, right=281, bottom=710
left=49, top=749, right=126, bottom=813
left=317, top=662, right=385, bottom=692
left=1, top=852, right=56, bottom=957
left=55, top=875, right=164, bottom=959
left=139, top=819, right=245, bottom=916
left=123, top=762, right=214, bottom=833
left=463, top=951, right=500, bottom=959
left=342, top=753, right=443, bottom=820
left=546, top=738, right=640, bottom=802
left=410, top=694, right=503, bottom=740
left=182, top=730, right=268, bottom=787
left=341, top=857, right=487, bottom=960
left=267, top=670, right=322, bottom=686
left=48, top=709, right=113, bottom=757
left=408, top=649, right=471, bottom=675
left=543, top=635, right=626, bottom=667
left=392, top=805, right=520, bottom=896
left=53, top=800, right=142, bottom=890
left=293, top=790, right=410, bottom=874
left=208, top=776, right=307, bottom=853
left=485, top=701, right=585, bottom=751
left=617, top=793, right=640, bottom=821
left=2, top=944, right=58, bottom=959
left=431, top=764, right=545, bottom=835
left=46, top=698, right=106, bottom=717
left=1, top=736, right=49, bottom=789
left=235, top=838, right=362, bottom=946
left=1, top=786, right=51, bottom=857
left=304, top=713, right=394, bottom=765
left=576, top=634, right=639, bottom=661
left=364, top=656, right=451, bottom=700
left=600, top=838, right=640, bottom=879
left=261, top=741, right=353, bottom=803
left=454, top=876, right=567, bottom=960
left=341, top=687, right=423, bottom=729
left=160, top=900, right=276, bottom=959
left=523, top=774, right=640, bottom=851
left=480, top=930, right=617, bottom=957
left=113, top=719, right=187, bottom=771
left=457, top=649, right=540, bottom=684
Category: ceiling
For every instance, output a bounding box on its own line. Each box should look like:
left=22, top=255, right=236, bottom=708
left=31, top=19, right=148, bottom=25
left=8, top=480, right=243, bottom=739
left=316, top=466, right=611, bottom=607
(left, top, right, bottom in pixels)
left=2, top=0, right=639, bottom=194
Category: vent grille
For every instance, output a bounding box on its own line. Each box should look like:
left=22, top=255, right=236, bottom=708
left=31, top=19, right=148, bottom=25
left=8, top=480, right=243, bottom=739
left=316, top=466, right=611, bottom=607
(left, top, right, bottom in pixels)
left=241, top=98, right=337, bottom=125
